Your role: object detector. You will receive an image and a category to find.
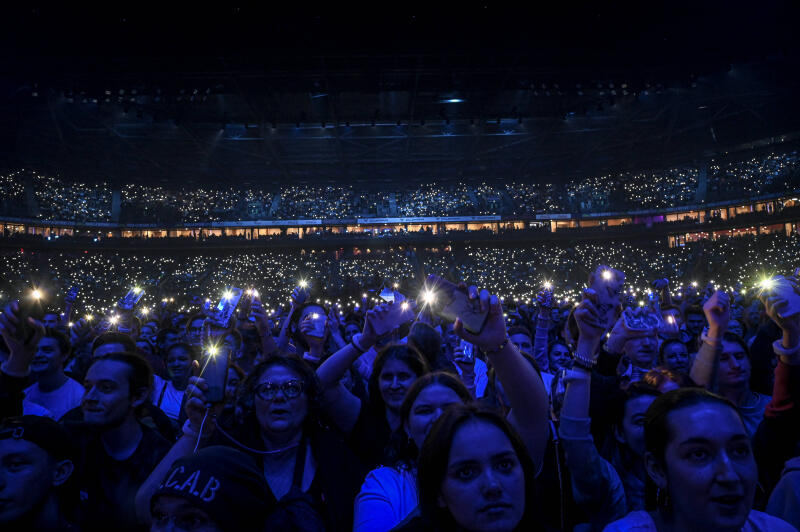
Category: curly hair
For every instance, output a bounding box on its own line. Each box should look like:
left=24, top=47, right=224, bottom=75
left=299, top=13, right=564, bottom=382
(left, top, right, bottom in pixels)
left=233, top=355, right=327, bottom=441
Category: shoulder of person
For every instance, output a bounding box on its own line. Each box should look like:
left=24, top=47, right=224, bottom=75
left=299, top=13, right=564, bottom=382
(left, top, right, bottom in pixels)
left=361, top=466, right=412, bottom=490
left=746, top=509, right=799, bottom=532
left=602, top=510, right=656, bottom=531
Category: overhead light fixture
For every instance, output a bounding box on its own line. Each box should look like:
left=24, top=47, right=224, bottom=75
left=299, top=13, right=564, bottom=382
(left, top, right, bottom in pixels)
left=440, top=98, right=464, bottom=103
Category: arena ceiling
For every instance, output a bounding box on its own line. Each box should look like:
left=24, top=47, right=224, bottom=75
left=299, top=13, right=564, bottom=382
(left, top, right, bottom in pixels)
left=1, top=4, right=799, bottom=188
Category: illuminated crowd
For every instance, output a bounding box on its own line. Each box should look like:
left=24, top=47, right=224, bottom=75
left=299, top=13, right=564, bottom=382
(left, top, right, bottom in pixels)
left=2, top=223, right=800, bottom=531
left=3, top=149, right=798, bottom=225
left=0, top=231, right=796, bottom=319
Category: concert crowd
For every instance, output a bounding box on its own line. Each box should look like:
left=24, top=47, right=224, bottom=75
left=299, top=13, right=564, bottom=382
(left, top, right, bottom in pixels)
left=1, top=226, right=800, bottom=531
left=3, top=149, right=797, bottom=224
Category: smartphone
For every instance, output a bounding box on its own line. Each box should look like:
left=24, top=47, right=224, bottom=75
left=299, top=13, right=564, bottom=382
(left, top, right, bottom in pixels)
left=425, top=274, right=488, bottom=334
left=119, top=287, right=145, bottom=310
left=460, top=339, right=474, bottom=363
left=66, top=285, right=80, bottom=302
left=758, top=275, right=800, bottom=319
left=588, top=266, right=625, bottom=331
left=17, top=290, right=46, bottom=341
left=379, top=286, right=395, bottom=303
left=200, top=344, right=229, bottom=404
left=304, top=312, right=327, bottom=339
left=209, top=287, right=244, bottom=329
left=237, top=290, right=254, bottom=320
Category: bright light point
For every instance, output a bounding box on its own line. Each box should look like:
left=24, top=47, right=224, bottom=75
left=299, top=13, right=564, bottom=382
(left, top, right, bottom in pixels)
left=401, top=302, right=409, bottom=310
left=667, top=315, right=675, bottom=324
left=252, top=290, right=259, bottom=298
left=68, top=322, right=74, bottom=328
left=441, top=98, right=464, bottom=103
left=133, top=286, right=142, bottom=294
left=205, top=298, right=210, bottom=303
left=638, top=301, right=645, bottom=306
left=32, top=289, right=42, bottom=299
left=362, top=293, right=367, bottom=298
left=299, top=280, right=309, bottom=288
left=691, top=281, right=698, bottom=287
left=393, top=283, right=399, bottom=289
left=207, top=345, right=218, bottom=356
left=544, top=281, right=552, bottom=290
left=311, top=313, right=319, bottom=319
left=601, top=270, right=613, bottom=281
left=422, top=290, right=436, bottom=305
left=141, top=308, right=149, bottom=315
left=759, top=278, right=775, bottom=291
left=109, top=316, right=119, bottom=324
left=223, top=291, right=233, bottom=301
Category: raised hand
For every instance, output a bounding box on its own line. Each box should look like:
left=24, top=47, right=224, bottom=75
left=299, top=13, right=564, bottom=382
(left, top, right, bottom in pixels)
left=184, top=361, right=221, bottom=436
left=759, top=269, right=800, bottom=348
left=703, top=290, right=730, bottom=338
left=0, top=300, right=45, bottom=374
left=362, top=294, right=414, bottom=345
left=574, top=289, right=606, bottom=349
left=290, top=286, right=308, bottom=308
left=453, top=286, right=507, bottom=353
left=536, top=288, right=553, bottom=318
left=70, top=317, right=93, bottom=346
left=652, top=278, right=669, bottom=292
left=250, top=295, right=270, bottom=336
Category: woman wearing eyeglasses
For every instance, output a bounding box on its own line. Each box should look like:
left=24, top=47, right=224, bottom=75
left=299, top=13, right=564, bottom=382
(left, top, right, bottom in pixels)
left=134, top=355, right=367, bottom=531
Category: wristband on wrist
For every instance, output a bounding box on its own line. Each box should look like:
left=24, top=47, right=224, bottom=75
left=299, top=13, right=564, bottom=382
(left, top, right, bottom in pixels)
left=351, top=333, right=368, bottom=353
left=485, top=337, right=510, bottom=356
left=572, top=351, right=597, bottom=371
left=701, top=330, right=723, bottom=345
left=773, top=338, right=800, bottom=359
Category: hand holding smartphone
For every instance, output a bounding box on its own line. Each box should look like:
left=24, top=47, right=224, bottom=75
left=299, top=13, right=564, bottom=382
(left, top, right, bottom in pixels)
left=424, top=274, right=488, bottom=334
left=587, top=266, right=625, bottom=331
left=118, top=287, right=145, bottom=311
left=199, top=322, right=229, bottom=404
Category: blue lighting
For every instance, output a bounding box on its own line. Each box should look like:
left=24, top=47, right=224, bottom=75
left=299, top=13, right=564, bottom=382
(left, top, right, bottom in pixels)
left=441, top=98, right=464, bottom=103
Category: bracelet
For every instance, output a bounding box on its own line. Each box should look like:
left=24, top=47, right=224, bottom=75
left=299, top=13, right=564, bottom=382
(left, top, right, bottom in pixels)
left=773, top=339, right=800, bottom=358
left=572, top=351, right=597, bottom=371
left=351, top=333, right=368, bottom=353
left=701, top=330, right=723, bottom=346
left=485, top=337, right=510, bottom=356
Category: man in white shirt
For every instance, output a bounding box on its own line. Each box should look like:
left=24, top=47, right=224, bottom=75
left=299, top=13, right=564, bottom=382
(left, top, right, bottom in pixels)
left=24, top=330, right=84, bottom=420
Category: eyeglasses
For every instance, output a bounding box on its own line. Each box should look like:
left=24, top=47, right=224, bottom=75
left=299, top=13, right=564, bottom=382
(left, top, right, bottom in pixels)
left=255, top=380, right=304, bottom=401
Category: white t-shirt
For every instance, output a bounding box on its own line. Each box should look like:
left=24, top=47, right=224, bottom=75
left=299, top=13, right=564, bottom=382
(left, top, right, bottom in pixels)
left=152, top=375, right=185, bottom=421
left=24, top=377, right=84, bottom=421
left=354, top=466, right=418, bottom=532
left=453, top=357, right=489, bottom=398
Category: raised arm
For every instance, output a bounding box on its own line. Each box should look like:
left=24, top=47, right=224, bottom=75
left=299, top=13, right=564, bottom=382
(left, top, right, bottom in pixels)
left=317, top=301, right=411, bottom=434
left=557, top=291, right=628, bottom=524
left=250, top=295, right=279, bottom=357
left=454, top=286, right=549, bottom=471
left=689, top=290, right=730, bottom=389
left=754, top=271, right=800, bottom=495
left=134, top=366, right=218, bottom=524
left=532, top=288, right=552, bottom=372
left=652, top=278, right=673, bottom=307
left=0, top=300, right=45, bottom=418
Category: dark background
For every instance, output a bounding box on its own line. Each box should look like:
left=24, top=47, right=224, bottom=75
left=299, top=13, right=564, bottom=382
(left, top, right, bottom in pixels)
left=2, top=3, right=799, bottom=188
